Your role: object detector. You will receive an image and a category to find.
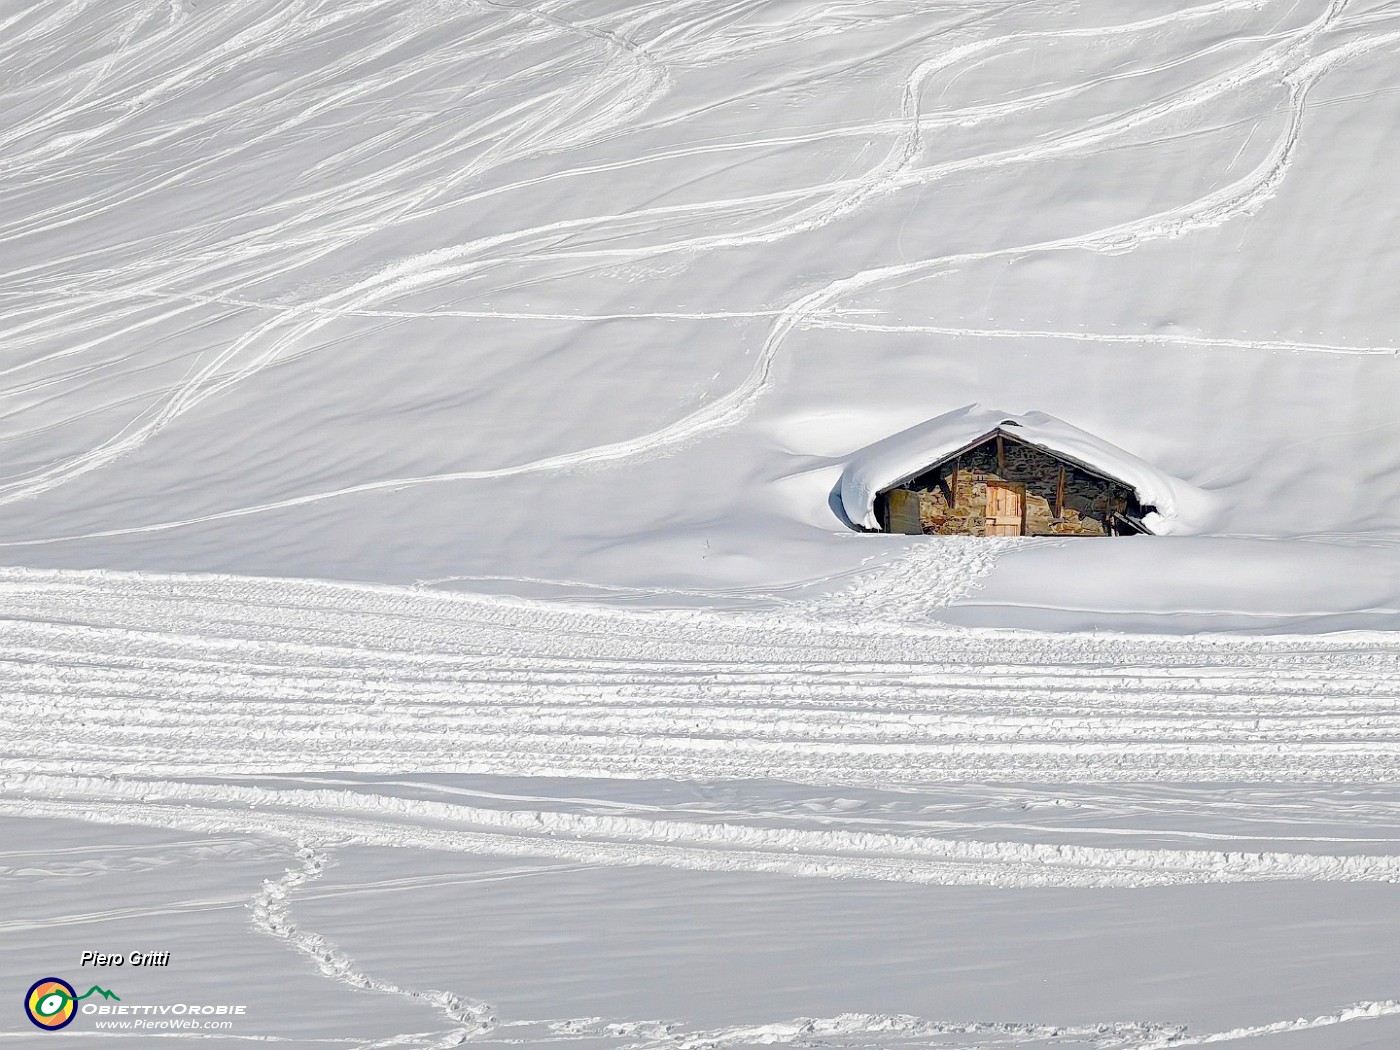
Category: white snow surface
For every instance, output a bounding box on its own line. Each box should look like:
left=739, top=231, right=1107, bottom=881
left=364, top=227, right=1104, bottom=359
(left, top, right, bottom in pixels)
left=0, top=0, right=1397, bottom=629
left=4, top=1, right=1400, bottom=1047
left=4, top=567, right=1400, bottom=1046
left=837, top=403, right=1213, bottom=533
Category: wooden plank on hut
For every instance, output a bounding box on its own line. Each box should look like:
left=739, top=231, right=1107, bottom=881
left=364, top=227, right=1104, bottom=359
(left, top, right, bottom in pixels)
left=887, top=489, right=923, bottom=535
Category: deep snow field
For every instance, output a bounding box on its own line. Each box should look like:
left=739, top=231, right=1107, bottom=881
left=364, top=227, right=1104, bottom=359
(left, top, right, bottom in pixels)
left=3, top=0, right=1400, bottom=1047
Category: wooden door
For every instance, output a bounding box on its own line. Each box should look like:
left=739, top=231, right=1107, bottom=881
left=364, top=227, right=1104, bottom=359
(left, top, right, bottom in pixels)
left=984, top=482, right=1023, bottom=536
left=886, top=488, right=923, bottom=535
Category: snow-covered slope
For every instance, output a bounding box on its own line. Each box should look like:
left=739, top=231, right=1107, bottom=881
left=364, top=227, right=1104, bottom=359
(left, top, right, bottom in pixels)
left=5, top=567, right=1400, bottom=1047
left=5, top=567, right=1398, bottom=784
left=5, top=3, right=1400, bottom=1048
left=1, top=0, right=1397, bottom=628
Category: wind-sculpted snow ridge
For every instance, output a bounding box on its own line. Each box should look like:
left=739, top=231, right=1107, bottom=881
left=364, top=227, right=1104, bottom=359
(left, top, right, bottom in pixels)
left=1, top=568, right=1398, bottom=786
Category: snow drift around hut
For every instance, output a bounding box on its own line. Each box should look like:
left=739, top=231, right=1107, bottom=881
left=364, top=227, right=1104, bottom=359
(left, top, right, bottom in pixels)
left=839, top=405, right=1214, bottom=535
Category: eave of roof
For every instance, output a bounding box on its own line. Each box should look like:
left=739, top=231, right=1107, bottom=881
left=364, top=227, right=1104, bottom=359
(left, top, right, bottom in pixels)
left=874, top=425, right=1137, bottom=494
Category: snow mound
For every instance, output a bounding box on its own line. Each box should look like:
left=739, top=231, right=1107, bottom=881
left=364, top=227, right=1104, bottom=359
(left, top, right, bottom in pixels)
left=838, top=404, right=1212, bottom=535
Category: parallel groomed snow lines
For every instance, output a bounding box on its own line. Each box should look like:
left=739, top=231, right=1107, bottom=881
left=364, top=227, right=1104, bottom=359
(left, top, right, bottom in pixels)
left=3, top=568, right=1398, bottom=785
left=2, top=4, right=1400, bottom=1047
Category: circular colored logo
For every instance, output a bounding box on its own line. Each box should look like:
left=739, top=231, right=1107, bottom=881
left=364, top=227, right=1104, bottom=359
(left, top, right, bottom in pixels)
left=25, top=978, right=77, bottom=1030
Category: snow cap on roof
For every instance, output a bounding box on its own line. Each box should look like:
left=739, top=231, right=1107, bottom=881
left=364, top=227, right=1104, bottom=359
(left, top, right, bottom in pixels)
left=839, top=404, right=1212, bottom=535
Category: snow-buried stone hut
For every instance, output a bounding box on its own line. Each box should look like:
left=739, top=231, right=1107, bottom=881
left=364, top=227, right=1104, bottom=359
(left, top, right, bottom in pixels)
left=839, top=405, right=1206, bottom=538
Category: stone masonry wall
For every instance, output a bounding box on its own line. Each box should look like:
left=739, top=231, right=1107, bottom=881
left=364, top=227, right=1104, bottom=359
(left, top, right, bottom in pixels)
left=891, top=437, right=1133, bottom=536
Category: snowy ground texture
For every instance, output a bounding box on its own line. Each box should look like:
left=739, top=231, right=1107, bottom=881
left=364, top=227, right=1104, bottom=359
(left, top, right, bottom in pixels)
left=3, top=0, right=1400, bottom=1047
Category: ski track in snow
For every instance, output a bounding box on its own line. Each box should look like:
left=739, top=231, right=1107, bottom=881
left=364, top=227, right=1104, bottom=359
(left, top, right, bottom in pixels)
left=804, top=319, right=1400, bottom=357
left=5, top=561, right=1398, bottom=1046
left=13, top=775, right=1400, bottom=1049
left=3, top=0, right=1399, bottom=550
left=252, top=845, right=495, bottom=1049
left=3, top=568, right=1400, bottom=788
left=5, top=3, right=1400, bottom=1047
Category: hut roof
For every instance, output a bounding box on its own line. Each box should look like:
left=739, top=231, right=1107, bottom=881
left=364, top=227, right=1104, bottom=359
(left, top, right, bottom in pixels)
left=838, top=404, right=1209, bottom=535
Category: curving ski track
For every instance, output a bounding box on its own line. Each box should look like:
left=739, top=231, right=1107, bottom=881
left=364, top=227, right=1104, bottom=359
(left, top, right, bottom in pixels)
left=4, top=2, right=1400, bottom=1047
left=252, top=846, right=495, bottom=1049
left=2, top=558, right=1397, bottom=1046
left=3, top=0, right=1399, bottom=545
